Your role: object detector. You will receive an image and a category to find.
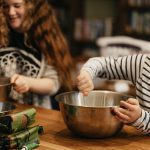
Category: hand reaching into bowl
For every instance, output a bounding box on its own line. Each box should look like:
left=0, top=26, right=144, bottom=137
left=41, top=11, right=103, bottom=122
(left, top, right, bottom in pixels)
left=76, top=70, right=94, bottom=96
left=114, top=98, right=142, bottom=124
left=77, top=70, right=142, bottom=124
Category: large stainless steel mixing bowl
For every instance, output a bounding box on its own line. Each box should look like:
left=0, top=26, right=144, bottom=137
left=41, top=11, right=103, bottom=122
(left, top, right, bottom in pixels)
left=55, top=90, right=131, bottom=138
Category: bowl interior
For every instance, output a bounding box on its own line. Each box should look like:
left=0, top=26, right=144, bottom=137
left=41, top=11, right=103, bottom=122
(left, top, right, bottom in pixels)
left=56, top=90, right=131, bottom=107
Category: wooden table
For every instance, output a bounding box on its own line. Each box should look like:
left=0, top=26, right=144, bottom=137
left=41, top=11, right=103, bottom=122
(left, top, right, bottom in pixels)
left=14, top=103, right=149, bottom=150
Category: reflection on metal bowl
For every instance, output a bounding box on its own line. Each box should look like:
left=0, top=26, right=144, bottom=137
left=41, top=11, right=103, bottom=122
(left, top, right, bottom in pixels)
left=55, top=90, right=131, bottom=138
left=0, top=102, right=16, bottom=116
left=0, top=77, right=11, bottom=102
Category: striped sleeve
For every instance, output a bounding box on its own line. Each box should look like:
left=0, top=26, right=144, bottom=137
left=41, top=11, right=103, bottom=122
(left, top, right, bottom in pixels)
left=131, top=55, right=150, bottom=134
left=81, top=54, right=146, bottom=84
left=131, top=109, right=150, bottom=134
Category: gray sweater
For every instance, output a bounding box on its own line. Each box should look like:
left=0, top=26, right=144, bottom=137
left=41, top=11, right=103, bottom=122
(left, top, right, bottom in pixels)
left=0, top=47, right=60, bottom=108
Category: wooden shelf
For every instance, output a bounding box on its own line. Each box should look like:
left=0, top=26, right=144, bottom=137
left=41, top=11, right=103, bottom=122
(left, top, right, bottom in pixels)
left=127, top=5, right=150, bottom=10
left=73, top=39, right=99, bottom=48
left=115, top=0, right=150, bottom=41
left=49, top=0, right=119, bottom=57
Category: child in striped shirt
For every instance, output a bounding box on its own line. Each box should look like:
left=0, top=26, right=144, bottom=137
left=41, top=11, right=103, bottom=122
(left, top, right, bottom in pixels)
left=76, top=54, right=150, bottom=134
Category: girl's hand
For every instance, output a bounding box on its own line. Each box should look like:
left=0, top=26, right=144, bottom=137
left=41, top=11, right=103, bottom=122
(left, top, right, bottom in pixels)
left=11, top=74, right=30, bottom=93
left=76, top=70, right=94, bottom=96
left=114, top=98, right=142, bottom=124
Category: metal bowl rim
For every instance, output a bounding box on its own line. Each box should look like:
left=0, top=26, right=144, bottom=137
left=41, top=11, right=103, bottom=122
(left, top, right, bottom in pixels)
left=55, top=90, right=133, bottom=108
left=0, top=83, right=11, bottom=87
left=0, top=77, right=11, bottom=86
left=59, top=102, right=120, bottom=108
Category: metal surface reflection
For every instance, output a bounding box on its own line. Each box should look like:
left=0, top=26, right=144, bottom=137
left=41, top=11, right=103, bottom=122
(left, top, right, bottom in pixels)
left=56, top=90, right=132, bottom=138
left=0, top=102, right=16, bottom=116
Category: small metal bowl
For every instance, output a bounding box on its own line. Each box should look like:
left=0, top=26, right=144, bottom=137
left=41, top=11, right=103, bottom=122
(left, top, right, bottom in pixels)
left=0, top=77, right=11, bottom=102
left=0, top=102, right=16, bottom=116
left=55, top=90, right=131, bottom=138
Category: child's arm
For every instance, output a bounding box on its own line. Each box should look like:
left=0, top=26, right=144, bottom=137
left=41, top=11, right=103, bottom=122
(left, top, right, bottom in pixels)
left=80, top=54, right=146, bottom=84
left=76, top=70, right=94, bottom=96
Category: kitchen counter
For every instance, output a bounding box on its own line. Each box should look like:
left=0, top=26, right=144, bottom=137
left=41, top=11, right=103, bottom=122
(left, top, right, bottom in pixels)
left=15, top=103, right=149, bottom=150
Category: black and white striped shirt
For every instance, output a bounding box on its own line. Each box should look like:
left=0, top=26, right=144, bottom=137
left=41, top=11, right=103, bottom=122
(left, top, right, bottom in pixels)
left=82, top=54, right=150, bottom=134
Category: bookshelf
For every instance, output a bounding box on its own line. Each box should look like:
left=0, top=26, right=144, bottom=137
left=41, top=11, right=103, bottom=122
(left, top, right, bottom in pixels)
left=48, top=0, right=119, bottom=57
left=72, top=0, right=118, bottom=57
left=116, top=0, right=150, bottom=41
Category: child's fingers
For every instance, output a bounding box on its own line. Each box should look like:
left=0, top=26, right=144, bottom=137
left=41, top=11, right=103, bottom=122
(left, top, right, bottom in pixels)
left=114, top=108, right=130, bottom=122
left=126, top=98, right=139, bottom=105
left=77, top=78, right=88, bottom=87
left=78, top=82, right=91, bottom=91
left=120, top=101, right=136, bottom=111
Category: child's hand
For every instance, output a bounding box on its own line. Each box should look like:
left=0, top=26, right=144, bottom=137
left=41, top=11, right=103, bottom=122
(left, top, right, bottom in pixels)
left=114, top=98, right=142, bottom=124
left=11, top=74, right=30, bottom=93
left=76, top=70, right=94, bottom=96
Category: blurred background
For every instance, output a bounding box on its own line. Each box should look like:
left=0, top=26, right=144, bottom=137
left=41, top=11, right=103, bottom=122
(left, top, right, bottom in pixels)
left=48, top=0, right=150, bottom=99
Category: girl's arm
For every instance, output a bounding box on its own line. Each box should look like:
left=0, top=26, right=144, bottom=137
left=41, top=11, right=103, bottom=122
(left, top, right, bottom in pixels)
left=11, top=65, right=60, bottom=95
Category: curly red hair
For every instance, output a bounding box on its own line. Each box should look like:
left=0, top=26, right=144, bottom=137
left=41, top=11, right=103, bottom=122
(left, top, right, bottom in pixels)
left=0, top=0, right=73, bottom=91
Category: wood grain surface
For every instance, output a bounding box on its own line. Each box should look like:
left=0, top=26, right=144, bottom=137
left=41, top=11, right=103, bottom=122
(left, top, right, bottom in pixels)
left=14, top=103, right=149, bottom=150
